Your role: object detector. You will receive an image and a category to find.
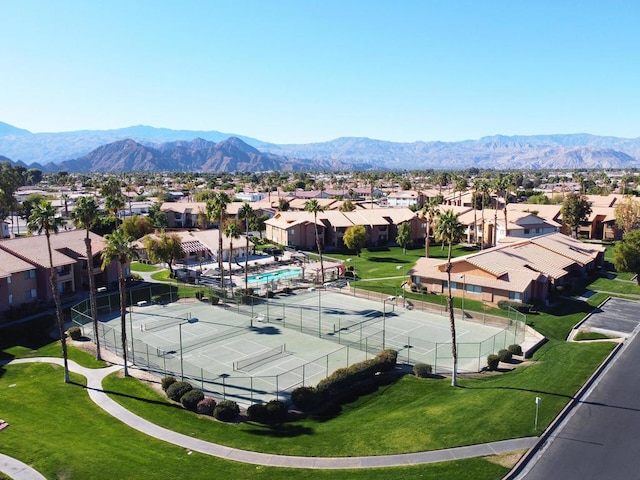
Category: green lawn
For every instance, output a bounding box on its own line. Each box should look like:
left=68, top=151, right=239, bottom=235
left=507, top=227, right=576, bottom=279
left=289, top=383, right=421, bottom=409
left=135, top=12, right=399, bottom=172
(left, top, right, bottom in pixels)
left=586, top=276, right=640, bottom=295
left=130, top=261, right=160, bottom=272
left=98, top=339, right=611, bottom=457
left=0, top=360, right=508, bottom=480
left=324, top=244, right=472, bottom=280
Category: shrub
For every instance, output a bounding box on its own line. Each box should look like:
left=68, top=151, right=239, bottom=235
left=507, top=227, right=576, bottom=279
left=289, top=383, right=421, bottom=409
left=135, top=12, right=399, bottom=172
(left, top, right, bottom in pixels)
left=247, top=403, right=268, bottom=423
left=265, top=400, right=288, bottom=423
left=181, top=389, right=205, bottom=411
left=413, top=363, right=433, bottom=378
left=507, top=344, right=523, bottom=356
left=487, top=354, right=500, bottom=370
left=151, top=295, right=162, bottom=304
left=196, top=397, right=217, bottom=416
left=291, top=386, right=317, bottom=410
left=316, top=349, right=398, bottom=398
left=214, top=400, right=240, bottom=422
left=67, top=326, right=82, bottom=340
left=209, top=295, right=219, bottom=305
left=161, top=376, right=177, bottom=391
left=166, top=381, right=193, bottom=402
left=498, top=349, right=513, bottom=363
left=195, top=290, right=204, bottom=301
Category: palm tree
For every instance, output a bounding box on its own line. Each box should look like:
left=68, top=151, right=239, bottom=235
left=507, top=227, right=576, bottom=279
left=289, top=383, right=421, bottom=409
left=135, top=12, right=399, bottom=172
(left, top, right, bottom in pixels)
left=477, top=180, right=491, bottom=249
left=101, top=228, right=138, bottom=377
left=105, top=193, right=125, bottom=226
left=304, top=199, right=326, bottom=283
left=206, top=192, right=230, bottom=287
left=70, top=196, right=102, bottom=361
left=238, top=202, right=255, bottom=291
left=223, top=223, right=241, bottom=297
left=418, top=198, right=440, bottom=258
left=28, top=200, right=69, bottom=383
left=434, top=209, right=465, bottom=387
left=494, top=174, right=512, bottom=243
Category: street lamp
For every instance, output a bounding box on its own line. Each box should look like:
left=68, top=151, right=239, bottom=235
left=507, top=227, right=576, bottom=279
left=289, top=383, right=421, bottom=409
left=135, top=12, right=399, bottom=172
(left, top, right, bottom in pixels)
left=460, top=274, right=466, bottom=319
left=382, top=296, right=395, bottom=350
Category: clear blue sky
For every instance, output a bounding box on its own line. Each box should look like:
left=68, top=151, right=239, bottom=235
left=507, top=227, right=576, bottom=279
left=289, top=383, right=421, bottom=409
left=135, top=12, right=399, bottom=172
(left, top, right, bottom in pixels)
left=1, top=0, right=639, bottom=144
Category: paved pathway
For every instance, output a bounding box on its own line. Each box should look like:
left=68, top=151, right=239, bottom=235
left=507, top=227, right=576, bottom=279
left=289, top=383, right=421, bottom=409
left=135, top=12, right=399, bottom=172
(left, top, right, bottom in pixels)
left=4, top=357, right=536, bottom=471
left=0, top=453, right=46, bottom=480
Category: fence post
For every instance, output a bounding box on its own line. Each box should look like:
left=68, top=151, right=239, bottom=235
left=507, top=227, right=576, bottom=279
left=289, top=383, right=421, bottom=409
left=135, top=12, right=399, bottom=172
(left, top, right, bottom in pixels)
left=201, top=368, right=204, bottom=390
left=302, top=364, right=305, bottom=386
left=251, top=377, right=254, bottom=403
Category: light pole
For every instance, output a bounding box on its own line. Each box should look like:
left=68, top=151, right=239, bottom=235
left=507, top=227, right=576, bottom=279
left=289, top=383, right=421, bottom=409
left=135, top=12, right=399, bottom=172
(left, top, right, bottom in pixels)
left=460, top=274, right=466, bottom=320
left=318, top=286, right=322, bottom=338
left=179, top=322, right=184, bottom=380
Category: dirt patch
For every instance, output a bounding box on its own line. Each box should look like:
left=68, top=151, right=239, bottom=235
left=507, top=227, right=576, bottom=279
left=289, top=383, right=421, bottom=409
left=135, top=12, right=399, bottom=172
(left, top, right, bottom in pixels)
left=485, top=449, right=527, bottom=468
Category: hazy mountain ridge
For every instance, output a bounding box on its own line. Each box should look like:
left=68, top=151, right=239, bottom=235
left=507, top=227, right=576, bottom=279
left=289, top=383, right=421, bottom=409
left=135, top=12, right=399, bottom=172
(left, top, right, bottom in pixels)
left=0, top=121, right=639, bottom=171
left=45, top=137, right=345, bottom=173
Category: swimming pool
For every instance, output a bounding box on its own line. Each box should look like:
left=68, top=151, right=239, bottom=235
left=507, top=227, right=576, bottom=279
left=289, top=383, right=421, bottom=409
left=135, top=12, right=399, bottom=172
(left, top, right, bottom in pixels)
left=246, top=268, right=303, bottom=284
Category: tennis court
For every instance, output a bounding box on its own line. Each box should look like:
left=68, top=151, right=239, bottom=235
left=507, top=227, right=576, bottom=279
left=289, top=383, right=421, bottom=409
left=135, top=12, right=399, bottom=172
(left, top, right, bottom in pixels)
left=85, top=288, right=522, bottom=406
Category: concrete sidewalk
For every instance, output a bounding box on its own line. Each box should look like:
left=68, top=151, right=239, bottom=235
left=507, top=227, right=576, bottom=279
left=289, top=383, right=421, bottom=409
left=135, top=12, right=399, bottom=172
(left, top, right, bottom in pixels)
left=4, top=357, right=536, bottom=471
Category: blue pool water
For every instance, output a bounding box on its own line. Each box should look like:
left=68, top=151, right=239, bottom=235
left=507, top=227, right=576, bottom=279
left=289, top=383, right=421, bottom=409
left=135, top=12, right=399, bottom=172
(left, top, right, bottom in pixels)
left=246, top=268, right=302, bottom=284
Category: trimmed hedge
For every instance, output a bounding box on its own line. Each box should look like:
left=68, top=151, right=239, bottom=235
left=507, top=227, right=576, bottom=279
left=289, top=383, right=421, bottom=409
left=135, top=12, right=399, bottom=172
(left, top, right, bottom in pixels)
left=413, top=363, right=433, bottom=378
left=247, top=400, right=287, bottom=424
left=166, top=381, right=193, bottom=402
left=507, top=344, right=523, bottom=356
left=181, top=389, right=205, bottom=411
left=498, top=349, right=513, bottom=363
left=316, top=349, right=397, bottom=398
left=161, top=376, right=177, bottom=391
left=291, top=386, right=317, bottom=410
left=487, top=354, right=500, bottom=371
left=67, top=326, right=82, bottom=340
left=214, top=400, right=240, bottom=422
left=196, top=397, right=217, bottom=416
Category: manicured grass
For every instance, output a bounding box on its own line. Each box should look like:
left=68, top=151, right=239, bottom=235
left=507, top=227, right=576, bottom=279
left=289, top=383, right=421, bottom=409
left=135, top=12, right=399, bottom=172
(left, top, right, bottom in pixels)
left=586, top=276, right=640, bottom=295
left=325, top=244, right=472, bottom=280
left=574, top=331, right=618, bottom=341
left=150, top=269, right=174, bottom=282
left=130, top=261, right=160, bottom=272
left=0, top=362, right=509, bottom=480
left=3, top=342, right=107, bottom=368
left=101, top=339, right=612, bottom=457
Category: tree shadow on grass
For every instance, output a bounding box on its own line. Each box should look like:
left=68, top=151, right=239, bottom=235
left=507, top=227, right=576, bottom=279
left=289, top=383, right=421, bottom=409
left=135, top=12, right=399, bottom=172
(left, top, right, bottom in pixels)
left=244, top=423, right=314, bottom=438
left=367, top=257, right=406, bottom=264
left=78, top=382, right=185, bottom=409
left=461, top=384, right=575, bottom=400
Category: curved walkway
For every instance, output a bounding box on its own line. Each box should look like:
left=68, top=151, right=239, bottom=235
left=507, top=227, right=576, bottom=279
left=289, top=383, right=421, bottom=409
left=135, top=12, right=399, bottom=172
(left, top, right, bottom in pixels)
left=4, top=357, right=536, bottom=471
left=0, top=453, right=46, bottom=480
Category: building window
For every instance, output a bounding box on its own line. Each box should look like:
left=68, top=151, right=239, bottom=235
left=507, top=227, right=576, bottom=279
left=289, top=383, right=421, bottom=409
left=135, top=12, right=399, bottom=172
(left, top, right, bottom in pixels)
left=8, top=294, right=13, bottom=305
left=466, top=284, right=482, bottom=293
left=509, top=291, right=521, bottom=301
left=7, top=275, right=11, bottom=284
left=524, top=229, right=530, bottom=234
left=289, top=229, right=295, bottom=235
left=535, top=228, right=541, bottom=233
left=24, top=270, right=35, bottom=280
left=25, top=289, right=37, bottom=299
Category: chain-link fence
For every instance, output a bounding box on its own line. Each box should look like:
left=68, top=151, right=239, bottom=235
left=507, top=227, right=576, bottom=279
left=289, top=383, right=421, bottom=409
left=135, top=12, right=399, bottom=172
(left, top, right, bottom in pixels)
left=72, top=284, right=526, bottom=404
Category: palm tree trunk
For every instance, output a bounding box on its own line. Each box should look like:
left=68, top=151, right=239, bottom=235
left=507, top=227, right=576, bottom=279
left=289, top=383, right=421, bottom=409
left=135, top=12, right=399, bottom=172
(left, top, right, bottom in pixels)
left=118, top=261, right=129, bottom=377
left=425, top=217, right=431, bottom=258
left=314, top=213, right=325, bottom=284
left=244, top=219, right=249, bottom=291
left=47, top=233, right=70, bottom=383
left=446, top=241, right=458, bottom=387
left=85, top=234, right=102, bottom=361
left=218, top=215, right=224, bottom=288
left=229, top=240, right=234, bottom=297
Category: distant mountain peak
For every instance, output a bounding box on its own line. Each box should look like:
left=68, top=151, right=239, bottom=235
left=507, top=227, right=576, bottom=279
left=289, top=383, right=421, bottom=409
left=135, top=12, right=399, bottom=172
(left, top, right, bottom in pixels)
left=0, top=122, right=31, bottom=136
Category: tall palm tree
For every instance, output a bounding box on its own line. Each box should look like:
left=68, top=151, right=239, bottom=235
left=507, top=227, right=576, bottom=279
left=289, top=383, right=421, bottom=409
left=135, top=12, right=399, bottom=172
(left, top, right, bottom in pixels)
left=28, top=200, right=69, bottom=383
left=238, top=202, right=255, bottom=291
left=206, top=192, right=231, bottom=288
left=304, top=199, right=326, bottom=283
left=71, top=196, right=102, bottom=361
left=477, top=180, right=491, bottom=249
left=493, top=174, right=511, bottom=243
left=101, top=228, right=138, bottom=377
left=434, top=209, right=465, bottom=387
left=418, top=198, right=440, bottom=258
left=223, top=223, right=241, bottom=297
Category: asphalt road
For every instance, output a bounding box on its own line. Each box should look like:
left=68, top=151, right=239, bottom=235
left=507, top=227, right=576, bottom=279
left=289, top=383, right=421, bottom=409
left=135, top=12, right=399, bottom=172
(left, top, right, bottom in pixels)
left=519, top=327, right=640, bottom=479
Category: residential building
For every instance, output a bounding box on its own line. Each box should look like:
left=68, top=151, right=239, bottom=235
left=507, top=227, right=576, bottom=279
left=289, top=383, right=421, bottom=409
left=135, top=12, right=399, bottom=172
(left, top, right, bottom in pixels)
left=409, top=232, right=605, bottom=306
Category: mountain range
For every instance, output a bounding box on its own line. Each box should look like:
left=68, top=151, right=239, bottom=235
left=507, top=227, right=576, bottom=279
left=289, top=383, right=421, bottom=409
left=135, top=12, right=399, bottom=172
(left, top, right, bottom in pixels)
left=1, top=121, right=639, bottom=172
